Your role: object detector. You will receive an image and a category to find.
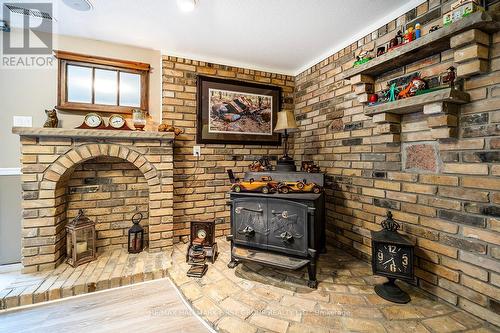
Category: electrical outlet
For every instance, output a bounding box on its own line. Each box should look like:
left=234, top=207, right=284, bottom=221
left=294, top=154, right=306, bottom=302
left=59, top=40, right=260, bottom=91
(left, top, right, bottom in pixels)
left=193, top=145, right=201, bottom=156
left=13, top=116, right=32, bottom=127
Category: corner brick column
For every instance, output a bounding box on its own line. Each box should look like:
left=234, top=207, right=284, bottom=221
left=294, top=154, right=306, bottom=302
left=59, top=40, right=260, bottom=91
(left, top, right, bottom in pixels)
left=13, top=128, right=175, bottom=272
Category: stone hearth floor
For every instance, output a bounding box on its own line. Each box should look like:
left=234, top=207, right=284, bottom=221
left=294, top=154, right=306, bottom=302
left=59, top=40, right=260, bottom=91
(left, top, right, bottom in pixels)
left=170, top=240, right=499, bottom=333
left=0, top=249, right=171, bottom=309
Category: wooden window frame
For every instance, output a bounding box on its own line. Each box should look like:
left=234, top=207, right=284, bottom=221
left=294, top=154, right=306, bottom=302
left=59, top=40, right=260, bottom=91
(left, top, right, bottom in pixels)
left=55, top=50, right=150, bottom=114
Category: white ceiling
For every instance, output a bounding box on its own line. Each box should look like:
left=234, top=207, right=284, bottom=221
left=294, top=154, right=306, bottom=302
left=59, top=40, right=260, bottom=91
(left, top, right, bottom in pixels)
left=2, top=0, right=426, bottom=75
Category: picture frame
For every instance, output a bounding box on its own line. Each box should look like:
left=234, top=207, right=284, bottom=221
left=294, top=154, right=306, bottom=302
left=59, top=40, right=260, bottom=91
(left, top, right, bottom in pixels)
left=196, top=75, right=282, bottom=145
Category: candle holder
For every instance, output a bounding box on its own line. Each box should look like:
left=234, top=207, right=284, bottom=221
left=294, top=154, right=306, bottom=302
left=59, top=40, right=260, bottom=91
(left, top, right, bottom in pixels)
left=128, top=213, right=144, bottom=253
left=132, top=109, right=146, bottom=131
left=66, top=209, right=96, bottom=267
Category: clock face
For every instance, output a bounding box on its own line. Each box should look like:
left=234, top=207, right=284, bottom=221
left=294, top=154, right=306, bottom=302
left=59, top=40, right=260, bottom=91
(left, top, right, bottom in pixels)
left=374, top=243, right=413, bottom=279
left=84, top=113, right=103, bottom=128
left=109, top=114, right=126, bottom=129
left=197, top=229, right=207, bottom=239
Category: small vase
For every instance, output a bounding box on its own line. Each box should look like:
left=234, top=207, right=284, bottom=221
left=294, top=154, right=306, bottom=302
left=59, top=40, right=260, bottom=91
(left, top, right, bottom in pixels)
left=132, top=109, right=146, bottom=131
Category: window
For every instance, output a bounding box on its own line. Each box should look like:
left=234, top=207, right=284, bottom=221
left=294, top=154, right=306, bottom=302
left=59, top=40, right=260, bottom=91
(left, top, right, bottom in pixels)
left=56, top=51, right=150, bottom=114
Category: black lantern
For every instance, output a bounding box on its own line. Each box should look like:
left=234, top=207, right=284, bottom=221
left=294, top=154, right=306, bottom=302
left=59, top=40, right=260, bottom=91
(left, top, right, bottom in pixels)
left=371, top=211, right=415, bottom=303
left=66, top=209, right=96, bottom=267
left=128, top=213, right=144, bottom=253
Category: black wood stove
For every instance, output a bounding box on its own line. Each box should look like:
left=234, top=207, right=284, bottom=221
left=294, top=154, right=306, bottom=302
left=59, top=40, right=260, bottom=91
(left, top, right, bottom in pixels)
left=227, top=171, right=325, bottom=288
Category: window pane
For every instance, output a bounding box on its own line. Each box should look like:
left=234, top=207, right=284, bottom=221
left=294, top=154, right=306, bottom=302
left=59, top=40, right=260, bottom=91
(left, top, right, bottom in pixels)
left=94, top=69, right=118, bottom=105
left=67, top=65, right=92, bottom=103
left=119, top=72, right=141, bottom=107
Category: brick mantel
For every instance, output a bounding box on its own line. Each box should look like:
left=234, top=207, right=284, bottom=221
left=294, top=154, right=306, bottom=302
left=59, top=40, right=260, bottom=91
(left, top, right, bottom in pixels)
left=14, top=127, right=175, bottom=272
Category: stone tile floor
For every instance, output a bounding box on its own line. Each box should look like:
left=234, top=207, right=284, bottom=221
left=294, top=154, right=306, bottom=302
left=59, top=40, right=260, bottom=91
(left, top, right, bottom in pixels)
left=0, top=248, right=171, bottom=309
left=170, top=239, right=499, bottom=333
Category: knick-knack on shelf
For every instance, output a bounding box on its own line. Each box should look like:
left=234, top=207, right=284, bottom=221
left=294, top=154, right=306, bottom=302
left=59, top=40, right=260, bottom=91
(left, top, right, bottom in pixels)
left=415, top=23, right=421, bottom=39
left=43, top=108, right=59, bottom=128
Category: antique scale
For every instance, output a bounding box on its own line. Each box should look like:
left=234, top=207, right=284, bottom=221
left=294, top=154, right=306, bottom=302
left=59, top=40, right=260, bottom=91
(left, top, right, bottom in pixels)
left=371, top=211, right=415, bottom=303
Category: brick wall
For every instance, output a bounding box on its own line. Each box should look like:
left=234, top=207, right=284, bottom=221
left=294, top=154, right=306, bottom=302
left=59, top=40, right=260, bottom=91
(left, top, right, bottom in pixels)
left=17, top=129, right=174, bottom=272
left=66, top=156, right=149, bottom=253
left=161, top=56, right=294, bottom=241
left=292, top=0, right=499, bottom=325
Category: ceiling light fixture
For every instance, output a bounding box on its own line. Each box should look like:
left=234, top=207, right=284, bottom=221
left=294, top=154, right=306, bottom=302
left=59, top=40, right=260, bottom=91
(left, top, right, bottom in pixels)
left=177, top=0, right=197, bottom=12
left=62, top=0, right=93, bottom=11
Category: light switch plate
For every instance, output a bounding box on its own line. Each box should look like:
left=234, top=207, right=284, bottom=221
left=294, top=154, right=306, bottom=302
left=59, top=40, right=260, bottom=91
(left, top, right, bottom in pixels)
left=13, top=116, right=32, bottom=127
left=193, top=145, right=201, bottom=156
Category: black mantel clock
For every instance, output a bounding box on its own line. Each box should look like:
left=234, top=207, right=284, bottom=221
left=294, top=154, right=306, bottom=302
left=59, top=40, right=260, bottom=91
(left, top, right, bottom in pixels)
left=371, top=211, right=415, bottom=304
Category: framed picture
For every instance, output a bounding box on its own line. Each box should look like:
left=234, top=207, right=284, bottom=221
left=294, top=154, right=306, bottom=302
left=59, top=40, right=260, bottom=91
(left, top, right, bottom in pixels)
left=196, top=75, right=282, bottom=145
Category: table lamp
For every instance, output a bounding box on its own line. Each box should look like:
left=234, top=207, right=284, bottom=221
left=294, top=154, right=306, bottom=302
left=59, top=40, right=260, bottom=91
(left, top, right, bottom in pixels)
left=274, top=110, right=299, bottom=172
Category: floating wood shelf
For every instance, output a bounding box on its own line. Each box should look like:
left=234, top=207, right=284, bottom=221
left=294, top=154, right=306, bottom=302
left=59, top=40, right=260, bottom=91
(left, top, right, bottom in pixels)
left=343, top=11, right=500, bottom=80
left=365, top=88, right=470, bottom=116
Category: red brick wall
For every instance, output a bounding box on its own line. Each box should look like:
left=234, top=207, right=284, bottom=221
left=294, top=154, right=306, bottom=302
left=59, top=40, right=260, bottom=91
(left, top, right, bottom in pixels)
left=161, top=57, right=294, bottom=241
left=292, top=0, right=499, bottom=325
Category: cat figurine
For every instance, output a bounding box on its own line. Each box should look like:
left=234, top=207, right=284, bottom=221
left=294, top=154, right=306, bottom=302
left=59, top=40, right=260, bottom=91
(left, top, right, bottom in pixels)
left=43, top=108, right=59, bottom=128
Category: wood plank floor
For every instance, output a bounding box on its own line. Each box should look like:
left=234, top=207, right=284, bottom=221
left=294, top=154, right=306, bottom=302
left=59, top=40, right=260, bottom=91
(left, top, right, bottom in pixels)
left=0, top=278, right=211, bottom=333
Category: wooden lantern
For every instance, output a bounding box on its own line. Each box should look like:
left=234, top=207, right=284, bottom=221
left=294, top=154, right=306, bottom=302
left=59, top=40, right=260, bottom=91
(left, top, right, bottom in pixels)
left=66, top=209, right=96, bottom=267
left=128, top=213, right=144, bottom=253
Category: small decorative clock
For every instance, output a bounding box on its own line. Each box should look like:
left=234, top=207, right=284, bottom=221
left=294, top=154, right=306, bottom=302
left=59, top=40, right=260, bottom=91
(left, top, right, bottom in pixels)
left=187, top=220, right=218, bottom=264
left=76, top=113, right=106, bottom=129
left=371, top=211, right=415, bottom=304
left=107, top=114, right=133, bottom=130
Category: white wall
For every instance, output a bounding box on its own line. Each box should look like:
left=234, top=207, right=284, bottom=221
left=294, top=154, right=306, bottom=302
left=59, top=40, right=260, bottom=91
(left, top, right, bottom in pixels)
left=0, top=30, right=162, bottom=264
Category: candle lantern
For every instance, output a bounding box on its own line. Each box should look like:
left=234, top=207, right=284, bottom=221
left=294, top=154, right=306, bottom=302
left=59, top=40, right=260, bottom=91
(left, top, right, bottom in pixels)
left=66, top=209, right=96, bottom=267
left=128, top=213, right=144, bottom=253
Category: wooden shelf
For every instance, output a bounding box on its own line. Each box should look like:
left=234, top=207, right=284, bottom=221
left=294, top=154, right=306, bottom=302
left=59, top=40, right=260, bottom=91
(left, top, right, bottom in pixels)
left=343, top=11, right=500, bottom=80
left=364, top=88, right=470, bottom=116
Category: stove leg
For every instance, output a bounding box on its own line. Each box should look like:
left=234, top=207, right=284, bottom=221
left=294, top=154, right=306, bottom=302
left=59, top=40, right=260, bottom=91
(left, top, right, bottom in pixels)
left=307, top=260, right=318, bottom=288
left=228, top=259, right=239, bottom=269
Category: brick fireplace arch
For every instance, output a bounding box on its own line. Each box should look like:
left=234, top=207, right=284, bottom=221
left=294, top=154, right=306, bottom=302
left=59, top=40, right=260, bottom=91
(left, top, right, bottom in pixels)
left=13, top=128, right=175, bottom=272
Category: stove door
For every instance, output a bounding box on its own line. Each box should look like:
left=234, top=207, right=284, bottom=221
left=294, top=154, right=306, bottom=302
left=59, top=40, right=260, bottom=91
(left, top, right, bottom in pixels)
left=232, top=197, right=268, bottom=250
left=267, top=199, right=308, bottom=257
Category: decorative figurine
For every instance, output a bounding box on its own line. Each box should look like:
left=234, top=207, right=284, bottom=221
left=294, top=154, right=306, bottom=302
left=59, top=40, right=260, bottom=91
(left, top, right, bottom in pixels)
left=429, top=25, right=440, bottom=32
left=277, top=180, right=322, bottom=194
left=369, top=94, right=379, bottom=104
left=301, top=161, right=320, bottom=173
left=371, top=211, right=415, bottom=304
left=158, top=123, right=184, bottom=136
left=249, top=157, right=272, bottom=172
left=442, top=66, right=457, bottom=88
left=378, top=90, right=389, bottom=103
left=403, top=28, right=414, bottom=44
left=398, top=77, right=427, bottom=99
left=385, top=83, right=400, bottom=102
left=414, top=23, right=421, bottom=39
left=388, top=30, right=404, bottom=50
left=376, top=46, right=386, bottom=57
left=228, top=169, right=278, bottom=194
left=443, top=11, right=453, bottom=26
left=43, top=108, right=59, bottom=128
left=353, top=50, right=373, bottom=67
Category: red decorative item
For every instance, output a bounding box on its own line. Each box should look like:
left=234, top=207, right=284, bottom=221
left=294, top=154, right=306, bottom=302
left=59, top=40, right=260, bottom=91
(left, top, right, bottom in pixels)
left=369, top=94, right=378, bottom=103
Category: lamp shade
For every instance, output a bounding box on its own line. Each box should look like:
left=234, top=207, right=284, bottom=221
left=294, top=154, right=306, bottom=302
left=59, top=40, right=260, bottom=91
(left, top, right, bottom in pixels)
left=274, top=110, right=298, bottom=133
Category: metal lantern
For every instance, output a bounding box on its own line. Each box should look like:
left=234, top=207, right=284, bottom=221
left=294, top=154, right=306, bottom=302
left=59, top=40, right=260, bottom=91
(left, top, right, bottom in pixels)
left=66, top=209, right=96, bottom=267
left=128, top=213, right=144, bottom=253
